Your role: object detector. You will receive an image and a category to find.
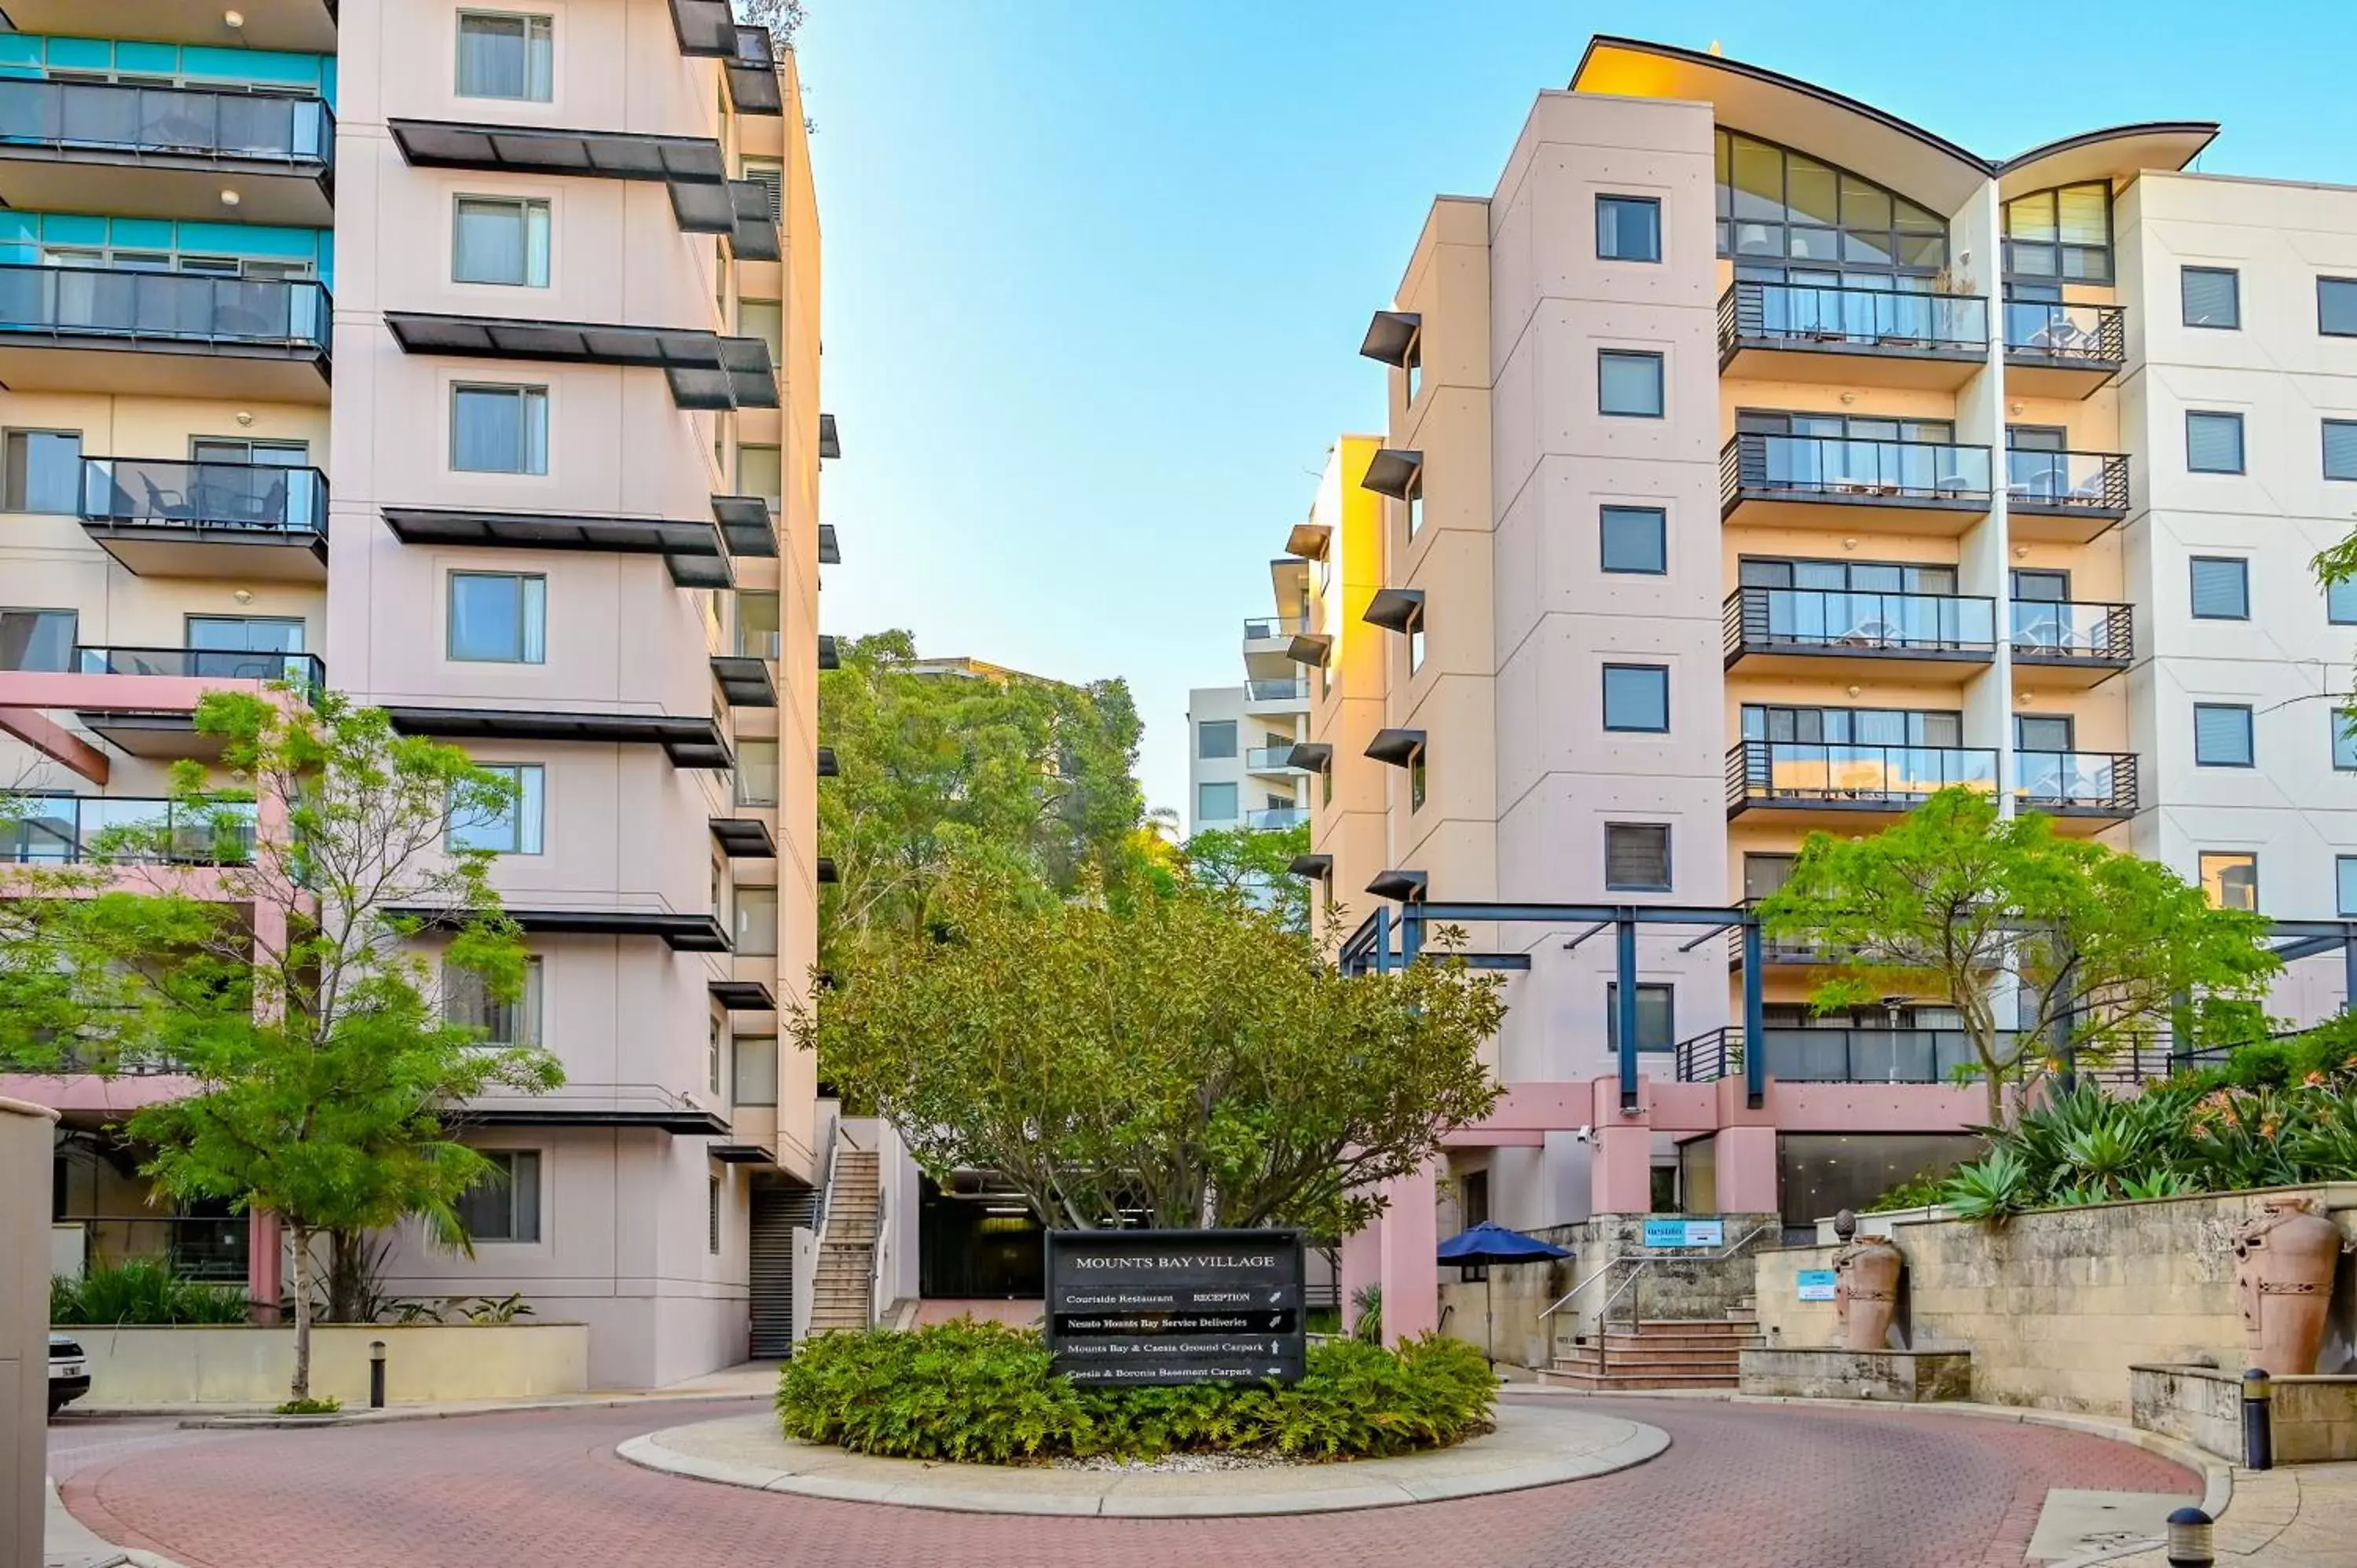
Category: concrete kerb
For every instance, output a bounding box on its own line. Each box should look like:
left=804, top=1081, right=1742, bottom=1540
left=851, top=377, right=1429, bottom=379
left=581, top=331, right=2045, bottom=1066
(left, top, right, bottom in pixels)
left=44, top=1478, right=189, bottom=1568
left=168, top=1389, right=769, bottom=1430
left=615, top=1402, right=1672, bottom=1518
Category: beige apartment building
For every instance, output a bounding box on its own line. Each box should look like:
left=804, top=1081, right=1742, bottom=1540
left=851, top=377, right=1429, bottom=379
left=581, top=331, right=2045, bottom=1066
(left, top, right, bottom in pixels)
left=0, top=0, right=832, bottom=1386
left=1305, top=36, right=2357, bottom=1240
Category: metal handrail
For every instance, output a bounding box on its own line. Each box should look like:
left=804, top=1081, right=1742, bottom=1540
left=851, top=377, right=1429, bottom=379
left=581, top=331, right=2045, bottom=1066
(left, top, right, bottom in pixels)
left=1536, top=1221, right=1780, bottom=1325
left=0, top=76, right=334, bottom=167
left=0, top=262, right=332, bottom=347
left=75, top=645, right=324, bottom=688
left=1584, top=1222, right=1780, bottom=1380
left=1719, top=279, right=1987, bottom=357
left=2001, top=299, right=2126, bottom=364
left=810, top=1124, right=845, bottom=1254
left=1722, top=585, right=1996, bottom=660
left=1721, top=432, right=1994, bottom=510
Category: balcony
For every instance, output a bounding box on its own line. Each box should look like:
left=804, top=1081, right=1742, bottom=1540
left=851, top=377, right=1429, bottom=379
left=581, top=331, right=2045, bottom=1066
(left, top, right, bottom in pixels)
left=1720, top=433, right=1992, bottom=534
left=75, top=647, right=322, bottom=690
left=2010, top=600, right=2132, bottom=687
left=1676, top=1027, right=1987, bottom=1086
left=1242, top=614, right=1307, bottom=677
left=0, top=264, right=332, bottom=401
left=1, top=796, right=257, bottom=866
left=1244, top=745, right=1307, bottom=774
left=1721, top=586, right=1994, bottom=680
left=2018, top=750, right=2137, bottom=824
left=0, top=79, right=333, bottom=225
left=1726, top=739, right=1996, bottom=822
left=1717, top=280, right=1988, bottom=390
left=1244, top=677, right=1310, bottom=714
left=79, top=457, right=328, bottom=581
left=1244, top=807, right=1306, bottom=831
left=2005, top=449, right=2131, bottom=544
left=2003, top=300, right=2126, bottom=398
left=0, top=1, right=335, bottom=50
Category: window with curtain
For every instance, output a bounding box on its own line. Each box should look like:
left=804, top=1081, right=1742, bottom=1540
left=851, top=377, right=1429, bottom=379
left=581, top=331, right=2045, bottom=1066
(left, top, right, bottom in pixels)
left=2182, top=267, right=2241, bottom=329
left=2325, top=420, right=2357, bottom=482
left=0, top=609, right=75, bottom=671
left=1596, top=195, right=1661, bottom=262
left=2193, top=704, right=2255, bottom=767
left=2190, top=557, right=2250, bottom=620
left=3, top=429, right=82, bottom=513
left=735, top=738, right=779, bottom=806
left=456, top=13, right=553, bottom=101
left=1600, top=506, right=1666, bottom=573
left=2003, top=181, right=2112, bottom=282
left=448, top=571, right=546, bottom=663
left=1714, top=128, right=1947, bottom=272
left=2199, top=852, right=2258, bottom=913
left=1604, top=823, right=1671, bottom=891
left=443, top=956, right=542, bottom=1046
left=734, top=1036, right=779, bottom=1106
left=448, top=764, right=544, bottom=854
left=2186, top=412, right=2245, bottom=474
left=452, top=384, right=548, bottom=474
left=734, top=886, right=779, bottom=955
left=1739, top=705, right=1963, bottom=746
left=1743, top=852, right=1797, bottom=901
left=456, top=1151, right=541, bottom=1242
left=453, top=196, right=551, bottom=287
left=1604, top=983, right=1675, bottom=1053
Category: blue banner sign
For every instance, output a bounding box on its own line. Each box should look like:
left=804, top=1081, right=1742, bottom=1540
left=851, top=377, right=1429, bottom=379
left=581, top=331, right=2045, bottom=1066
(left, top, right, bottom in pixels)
left=1797, top=1269, right=1838, bottom=1302
left=1643, top=1218, right=1725, bottom=1249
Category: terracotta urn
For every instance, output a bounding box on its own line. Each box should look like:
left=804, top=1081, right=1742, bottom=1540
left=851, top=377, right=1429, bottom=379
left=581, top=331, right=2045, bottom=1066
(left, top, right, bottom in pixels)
left=1833, top=1231, right=1904, bottom=1353
left=2232, top=1196, right=2348, bottom=1376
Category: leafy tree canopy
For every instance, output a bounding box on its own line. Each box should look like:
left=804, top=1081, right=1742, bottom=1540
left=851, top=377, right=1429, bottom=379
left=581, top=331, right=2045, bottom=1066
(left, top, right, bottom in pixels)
left=1182, top=821, right=1312, bottom=933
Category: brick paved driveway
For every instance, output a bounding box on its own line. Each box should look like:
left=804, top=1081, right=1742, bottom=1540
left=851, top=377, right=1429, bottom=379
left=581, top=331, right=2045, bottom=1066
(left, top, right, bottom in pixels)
left=55, top=1394, right=2198, bottom=1568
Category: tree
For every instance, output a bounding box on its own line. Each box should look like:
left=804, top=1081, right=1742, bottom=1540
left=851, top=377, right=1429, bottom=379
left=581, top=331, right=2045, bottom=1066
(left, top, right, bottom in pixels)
left=1755, top=787, right=2280, bottom=1125
left=25, top=690, right=561, bottom=1405
left=735, top=0, right=805, bottom=54
left=816, top=631, right=1146, bottom=967
left=1182, top=821, right=1313, bottom=933
left=794, top=861, right=1504, bottom=1239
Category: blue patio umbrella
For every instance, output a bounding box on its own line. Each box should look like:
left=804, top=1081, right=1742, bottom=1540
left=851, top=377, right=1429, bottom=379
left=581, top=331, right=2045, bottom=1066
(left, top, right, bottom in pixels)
left=1436, top=1223, right=1571, bottom=1363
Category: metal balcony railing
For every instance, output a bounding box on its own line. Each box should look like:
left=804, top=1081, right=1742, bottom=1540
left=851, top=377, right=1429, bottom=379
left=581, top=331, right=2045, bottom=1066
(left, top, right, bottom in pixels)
left=2006, top=449, right=2129, bottom=513
left=0, top=796, right=257, bottom=865
left=2003, top=299, right=2126, bottom=365
left=75, top=645, right=323, bottom=689
left=81, top=456, right=328, bottom=534
left=0, top=77, right=332, bottom=167
left=1723, top=586, right=1995, bottom=661
left=0, top=264, right=330, bottom=350
left=1242, top=616, right=1306, bottom=640
left=1721, top=433, right=1993, bottom=510
left=1244, top=678, right=1309, bottom=702
left=2017, top=750, right=2137, bottom=816
left=1674, top=1026, right=1989, bottom=1085
left=1244, top=745, right=1303, bottom=771
left=1727, top=740, right=1998, bottom=811
left=2009, top=600, right=2132, bottom=662
left=1717, top=280, right=1987, bottom=357
left=1244, top=807, right=1305, bottom=830
left=60, top=1215, right=249, bottom=1284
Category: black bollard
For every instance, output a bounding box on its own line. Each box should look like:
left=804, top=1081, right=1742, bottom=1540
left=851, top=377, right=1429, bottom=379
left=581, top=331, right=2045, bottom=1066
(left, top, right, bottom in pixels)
left=2241, top=1368, right=2271, bottom=1471
left=2165, top=1506, right=2214, bottom=1567
left=369, top=1339, right=387, bottom=1410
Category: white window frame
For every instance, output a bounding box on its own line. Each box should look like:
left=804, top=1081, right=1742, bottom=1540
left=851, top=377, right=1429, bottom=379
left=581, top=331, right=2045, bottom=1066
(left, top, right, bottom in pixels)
left=453, top=196, right=552, bottom=288
left=446, top=570, right=547, bottom=665
left=456, top=11, right=554, bottom=103
left=451, top=383, right=550, bottom=475
left=449, top=763, right=545, bottom=855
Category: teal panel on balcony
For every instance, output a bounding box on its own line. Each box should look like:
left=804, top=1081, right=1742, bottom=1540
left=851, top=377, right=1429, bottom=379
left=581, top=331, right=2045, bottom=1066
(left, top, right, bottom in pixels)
left=1, top=36, right=334, bottom=105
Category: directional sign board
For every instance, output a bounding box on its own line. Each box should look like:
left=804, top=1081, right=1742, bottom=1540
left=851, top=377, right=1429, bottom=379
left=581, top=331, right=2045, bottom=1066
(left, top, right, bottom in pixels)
left=1046, top=1228, right=1306, bottom=1387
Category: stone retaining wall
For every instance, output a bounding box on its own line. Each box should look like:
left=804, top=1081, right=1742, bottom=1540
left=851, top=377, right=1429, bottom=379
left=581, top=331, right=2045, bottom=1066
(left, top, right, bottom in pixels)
left=65, top=1321, right=590, bottom=1405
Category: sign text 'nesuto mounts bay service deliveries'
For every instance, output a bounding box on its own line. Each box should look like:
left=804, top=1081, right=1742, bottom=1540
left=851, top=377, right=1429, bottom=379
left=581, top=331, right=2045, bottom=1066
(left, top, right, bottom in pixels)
left=1046, top=1229, right=1308, bottom=1387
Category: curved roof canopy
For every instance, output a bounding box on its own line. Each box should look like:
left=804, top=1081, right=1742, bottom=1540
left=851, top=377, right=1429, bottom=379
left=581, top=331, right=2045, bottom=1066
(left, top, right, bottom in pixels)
left=1572, top=37, right=2216, bottom=213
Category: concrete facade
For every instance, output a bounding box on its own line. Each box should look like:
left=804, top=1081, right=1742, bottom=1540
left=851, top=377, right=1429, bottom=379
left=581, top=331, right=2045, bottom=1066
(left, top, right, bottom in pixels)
left=0, top=2, right=828, bottom=1387
left=1187, top=558, right=1315, bottom=838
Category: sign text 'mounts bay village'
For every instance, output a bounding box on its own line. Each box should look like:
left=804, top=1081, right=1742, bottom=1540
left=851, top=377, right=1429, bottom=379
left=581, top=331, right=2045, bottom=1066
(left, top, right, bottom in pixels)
left=1045, top=1229, right=1308, bottom=1387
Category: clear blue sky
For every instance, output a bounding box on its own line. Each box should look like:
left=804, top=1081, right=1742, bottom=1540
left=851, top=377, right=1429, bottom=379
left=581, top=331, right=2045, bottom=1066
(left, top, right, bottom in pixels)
left=797, top=0, right=2357, bottom=821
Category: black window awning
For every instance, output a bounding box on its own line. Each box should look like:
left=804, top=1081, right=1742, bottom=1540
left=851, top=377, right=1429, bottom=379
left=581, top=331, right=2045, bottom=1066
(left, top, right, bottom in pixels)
left=1285, top=632, right=1333, bottom=669
left=1285, top=742, right=1334, bottom=774
left=665, top=552, right=734, bottom=589
left=383, top=313, right=779, bottom=411
left=710, top=816, right=777, bottom=858
left=709, top=494, right=777, bottom=558
left=816, top=746, right=839, bottom=777
left=730, top=181, right=782, bottom=260
left=1366, top=867, right=1428, bottom=903
left=721, top=336, right=782, bottom=408
left=1286, top=522, right=1331, bottom=560
left=1365, top=727, right=1425, bottom=767
left=817, top=524, right=841, bottom=565
left=379, top=504, right=731, bottom=589
left=816, top=856, right=838, bottom=885
left=709, top=1142, right=777, bottom=1163
left=1361, top=449, right=1423, bottom=500
left=1363, top=587, right=1425, bottom=632
left=1360, top=310, right=1421, bottom=367
left=383, top=706, right=732, bottom=768
left=709, top=978, right=776, bottom=1010
left=669, top=178, right=739, bottom=234
left=464, top=1105, right=732, bottom=1135
left=389, top=905, right=731, bottom=952
left=711, top=654, right=777, bottom=708
left=817, top=635, right=840, bottom=670
left=1287, top=853, right=1333, bottom=880
left=669, top=0, right=739, bottom=55
left=726, top=27, right=786, bottom=114
left=386, top=118, right=727, bottom=184
left=819, top=413, right=841, bottom=460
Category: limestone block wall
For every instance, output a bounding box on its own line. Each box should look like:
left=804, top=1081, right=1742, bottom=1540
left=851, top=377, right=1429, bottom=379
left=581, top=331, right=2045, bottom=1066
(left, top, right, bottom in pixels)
left=1754, top=1185, right=2357, bottom=1416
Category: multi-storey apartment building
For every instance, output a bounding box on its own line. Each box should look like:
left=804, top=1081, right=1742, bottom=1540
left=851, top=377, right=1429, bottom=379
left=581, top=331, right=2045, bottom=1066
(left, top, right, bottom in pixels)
left=1310, top=36, right=2357, bottom=1284
left=1185, top=559, right=1319, bottom=837
left=0, top=0, right=830, bottom=1387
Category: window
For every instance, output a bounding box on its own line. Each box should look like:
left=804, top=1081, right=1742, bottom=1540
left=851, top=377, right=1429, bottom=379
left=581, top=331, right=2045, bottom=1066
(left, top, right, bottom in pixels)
left=735, top=886, right=779, bottom=955
left=734, top=1036, right=779, bottom=1106
left=1741, top=704, right=1962, bottom=747
left=735, top=592, right=780, bottom=661
left=735, top=738, right=779, bottom=805
left=1716, top=128, right=1948, bottom=273
left=1404, top=473, right=1423, bottom=538
left=1461, top=1170, right=1490, bottom=1229
left=452, top=384, right=548, bottom=474
left=708, top=1014, right=724, bottom=1097
left=2326, top=421, right=2357, bottom=482
left=2321, top=277, right=2357, bottom=337
left=2, top=429, right=81, bottom=513
left=1409, top=746, right=1427, bottom=812
left=1402, top=329, right=1422, bottom=405
left=449, top=764, right=544, bottom=853
left=2002, top=181, right=2112, bottom=283
left=456, top=1150, right=541, bottom=1243
left=1197, top=782, right=1238, bottom=822
left=2198, top=852, right=2258, bottom=913
left=457, top=12, right=552, bottom=101
left=2016, top=714, right=2074, bottom=754
left=1602, top=663, right=1670, bottom=733
left=444, top=955, right=542, bottom=1047
left=2182, top=267, right=2241, bottom=329
left=2335, top=709, right=2357, bottom=771
left=739, top=300, right=783, bottom=365
left=2186, top=412, right=2245, bottom=474
left=1604, top=982, right=1675, bottom=1053
left=448, top=571, right=546, bottom=663
left=0, top=609, right=75, bottom=671
left=1604, top=823, right=1671, bottom=892
left=453, top=197, right=551, bottom=287
left=1596, top=195, right=1662, bottom=262
left=1743, top=852, right=1796, bottom=901
left=1598, top=350, right=1664, bottom=417
left=1600, top=506, right=1666, bottom=574
left=736, top=444, right=782, bottom=505
left=2189, top=557, right=2250, bottom=620
left=2339, top=857, right=2357, bottom=918
left=188, top=615, right=305, bottom=653
left=708, top=1175, right=722, bottom=1254
left=1405, top=604, right=1425, bottom=676
left=1197, top=720, right=1237, bottom=760
left=1321, top=766, right=1332, bottom=807
left=740, top=158, right=784, bottom=222
left=2193, top=704, right=2255, bottom=768
left=2330, top=577, right=2357, bottom=625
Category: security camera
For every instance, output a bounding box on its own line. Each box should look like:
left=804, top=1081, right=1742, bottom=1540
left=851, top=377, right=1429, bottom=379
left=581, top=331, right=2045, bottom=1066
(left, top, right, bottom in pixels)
left=1571, top=1124, right=1593, bottom=1145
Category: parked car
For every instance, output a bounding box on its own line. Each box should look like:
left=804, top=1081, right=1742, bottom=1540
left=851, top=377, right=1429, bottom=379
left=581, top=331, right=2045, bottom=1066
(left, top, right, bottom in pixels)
left=48, top=1333, right=90, bottom=1417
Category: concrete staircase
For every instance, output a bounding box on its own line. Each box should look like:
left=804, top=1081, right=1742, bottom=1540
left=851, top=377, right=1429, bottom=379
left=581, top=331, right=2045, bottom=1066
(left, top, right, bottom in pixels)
left=1540, top=1302, right=1759, bottom=1392
left=808, top=1145, right=880, bottom=1335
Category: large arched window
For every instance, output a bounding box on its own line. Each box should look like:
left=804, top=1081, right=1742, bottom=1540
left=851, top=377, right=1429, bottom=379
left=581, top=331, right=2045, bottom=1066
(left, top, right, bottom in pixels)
left=1714, top=129, right=1948, bottom=277
left=2001, top=182, right=2112, bottom=284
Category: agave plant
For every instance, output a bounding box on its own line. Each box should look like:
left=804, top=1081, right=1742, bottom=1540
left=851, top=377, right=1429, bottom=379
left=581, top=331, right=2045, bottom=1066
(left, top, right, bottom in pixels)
left=1943, top=1148, right=2033, bottom=1225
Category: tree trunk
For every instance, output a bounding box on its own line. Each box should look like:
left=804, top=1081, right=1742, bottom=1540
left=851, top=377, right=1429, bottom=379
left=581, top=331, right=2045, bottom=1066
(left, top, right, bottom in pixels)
left=288, top=1224, right=313, bottom=1404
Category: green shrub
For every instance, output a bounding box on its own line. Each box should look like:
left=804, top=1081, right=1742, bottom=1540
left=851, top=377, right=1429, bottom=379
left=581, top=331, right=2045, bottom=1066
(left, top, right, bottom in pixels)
left=1860, top=1167, right=1953, bottom=1212
left=274, top=1397, right=342, bottom=1416
left=52, top=1260, right=249, bottom=1325
left=776, top=1319, right=1496, bottom=1464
